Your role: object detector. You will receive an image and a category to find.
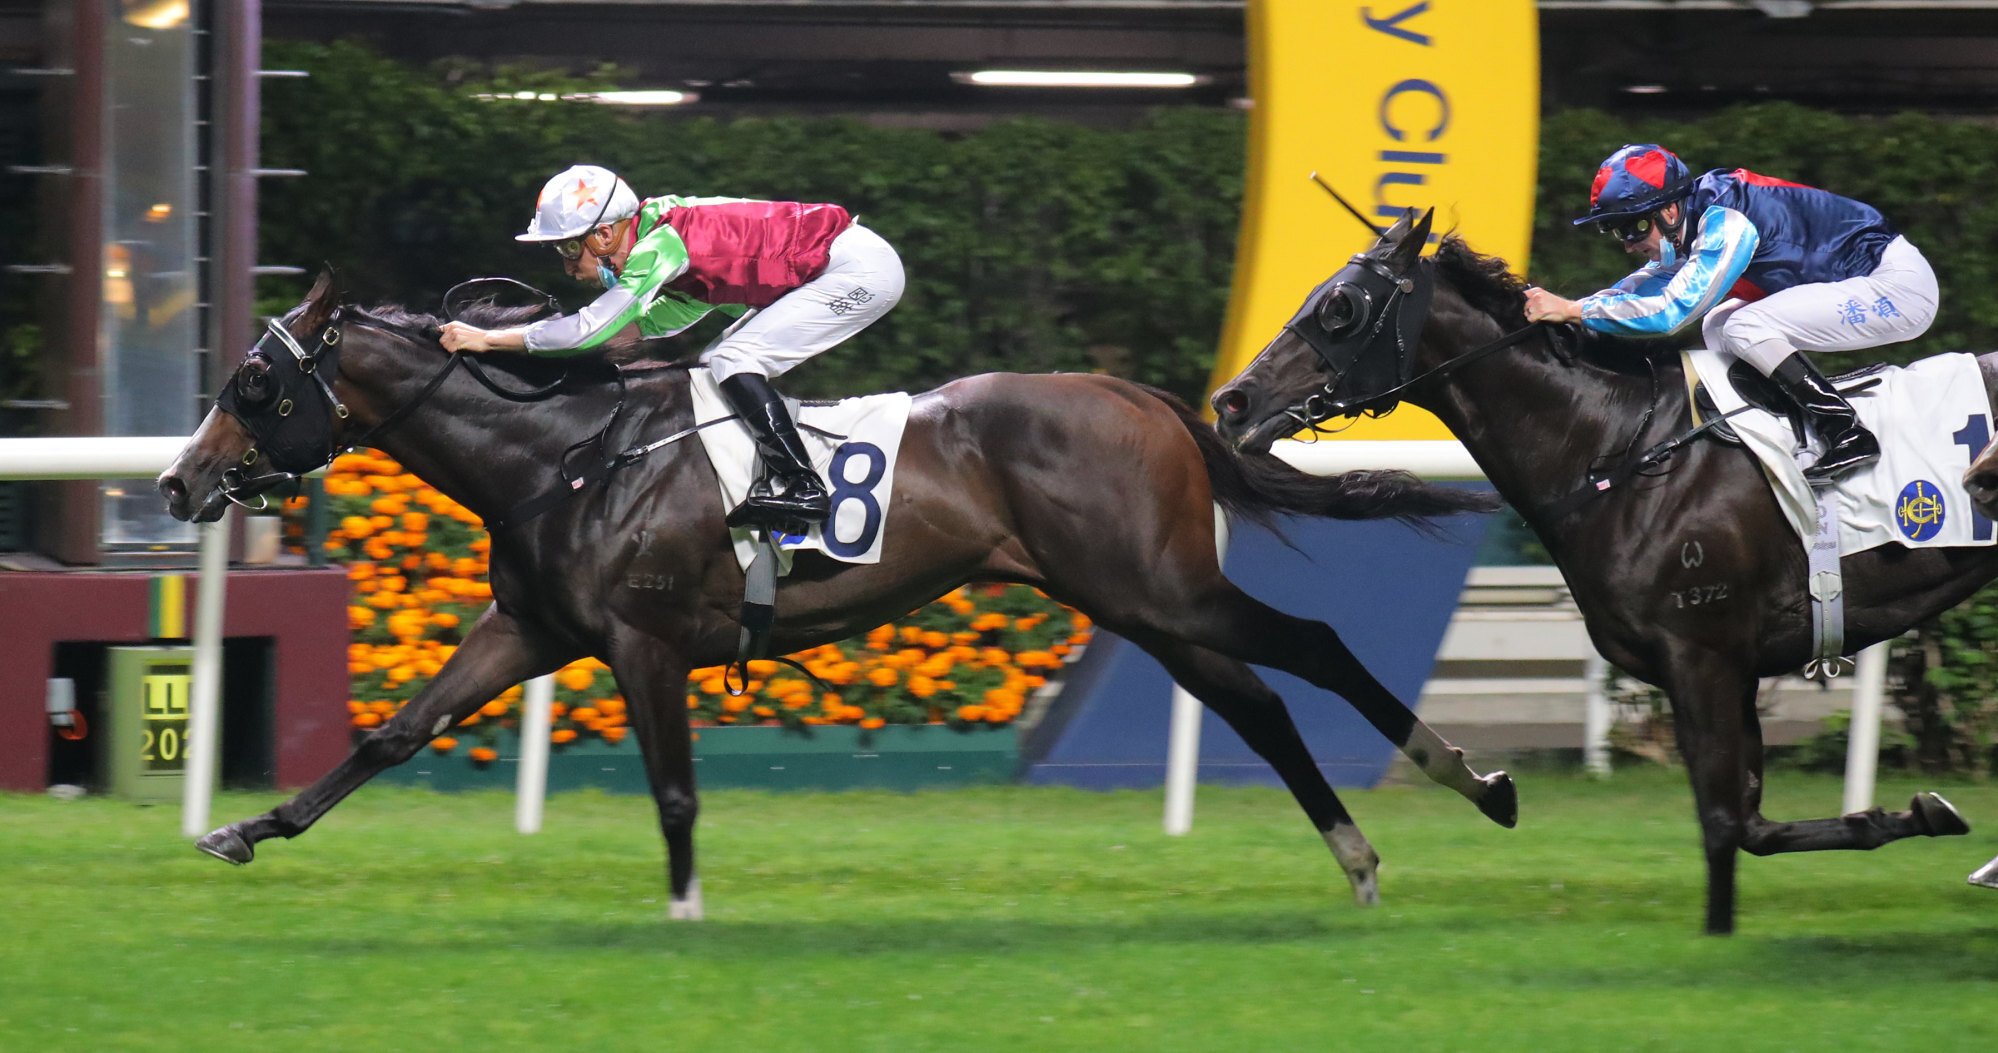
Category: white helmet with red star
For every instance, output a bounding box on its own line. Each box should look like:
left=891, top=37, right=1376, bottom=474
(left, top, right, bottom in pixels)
left=517, top=164, right=639, bottom=242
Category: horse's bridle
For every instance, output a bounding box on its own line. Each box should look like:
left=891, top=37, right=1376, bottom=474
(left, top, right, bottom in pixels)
left=1275, top=251, right=1435, bottom=434
left=1275, top=251, right=1571, bottom=437
left=212, top=290, right=625, bottom=526
left=213, top=310, right=355, bottom=507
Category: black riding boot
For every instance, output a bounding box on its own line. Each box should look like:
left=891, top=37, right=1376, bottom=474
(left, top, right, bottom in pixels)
left=1770, top=353, right=1880, bottom=484
left=718, top=373, right=831, bottom=530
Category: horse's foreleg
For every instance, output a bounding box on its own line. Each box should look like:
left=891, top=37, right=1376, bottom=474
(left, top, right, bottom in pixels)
left=1133, top=632, right=1381, bottom=905
left=1663, top=649, right=1755, bottom=935
left=606, top=634, right=699, bottom=920
left=195, top=605, right=574, bottom=864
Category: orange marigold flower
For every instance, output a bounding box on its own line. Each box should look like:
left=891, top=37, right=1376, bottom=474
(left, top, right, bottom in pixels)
left=722, top=696, right=750, bottom=714
left=352, top=712, right=382, bottom=728
left=551, top=728, right=577, bottom=744
left=469, top=746, right=498, bottom=763
left=867, top=667, right=898, bottom=687
left=556, top=666, right=595, bottom=693
left=955, top=705, right=986, bottom=722
left=430, top=736, right=458, bottom=753
left=601, top=726, right=627, bottom=744
left=860, top=717, right=886, bottom=730
left=569, top=706, right=600, bottom=724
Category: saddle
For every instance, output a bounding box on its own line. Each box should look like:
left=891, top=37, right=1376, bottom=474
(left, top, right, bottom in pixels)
left=1689, top=358, right=1891, bottom=447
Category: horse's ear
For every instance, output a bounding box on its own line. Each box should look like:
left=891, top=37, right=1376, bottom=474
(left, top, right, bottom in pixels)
left=1376, top=208, right=1416, bottom=252
left=297, top=267, right=340, bottom=333
left=1387, top=208, right=1434, bottom=270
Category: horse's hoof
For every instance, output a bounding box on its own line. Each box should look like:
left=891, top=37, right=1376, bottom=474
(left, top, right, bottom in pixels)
left=1346, top=866, right=1380, bottom=908
left=1476, top=771, right=1518, bottom=829
left=1913, top=792, right=1970, bottom=837
left=195, top=825, right=254, bottom=865
left=667, top=878, right=704, bottom=921
left=1969, top=857, right=1998, bottom=890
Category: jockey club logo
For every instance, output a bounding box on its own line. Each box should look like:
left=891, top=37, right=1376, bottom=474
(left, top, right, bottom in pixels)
left=1896, top=479, right=1945, bottom=542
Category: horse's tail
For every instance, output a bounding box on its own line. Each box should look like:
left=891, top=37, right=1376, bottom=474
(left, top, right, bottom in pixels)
left=1136, top=384, right=1500, bottom=536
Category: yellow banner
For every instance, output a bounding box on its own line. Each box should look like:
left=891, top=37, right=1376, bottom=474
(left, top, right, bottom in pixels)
left=1211, top=0, right=1540, bottom=439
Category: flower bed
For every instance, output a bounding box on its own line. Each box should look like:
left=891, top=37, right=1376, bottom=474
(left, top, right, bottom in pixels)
left=284, top=452, right=1093, bottom=765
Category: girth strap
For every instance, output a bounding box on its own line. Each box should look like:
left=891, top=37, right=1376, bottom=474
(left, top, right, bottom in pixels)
left=1804, top=482, right=1849, bottom=677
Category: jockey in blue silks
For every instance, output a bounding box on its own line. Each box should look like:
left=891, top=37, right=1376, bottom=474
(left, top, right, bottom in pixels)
left=1523, top=144, right=1939, bottom=483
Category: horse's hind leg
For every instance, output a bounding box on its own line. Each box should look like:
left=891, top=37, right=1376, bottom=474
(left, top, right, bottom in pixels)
left=1738, top=693, right=1969, bottom=856
left=196, top=605, right=574, bottom=863
left=1124, top=581, right=1516, bottom=828
left=1124, top=629, right=1381, bottom=905
left=606, top=633, right=701, bottom=920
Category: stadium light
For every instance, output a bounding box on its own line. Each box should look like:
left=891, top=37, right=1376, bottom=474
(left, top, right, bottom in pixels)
left=952, top=70, right=1204, bottom=89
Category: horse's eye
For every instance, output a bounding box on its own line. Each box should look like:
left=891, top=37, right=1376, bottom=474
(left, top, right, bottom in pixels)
left=1317, top=286, right=1363, bottom=337
left=237, top=359, right=272, bottom=404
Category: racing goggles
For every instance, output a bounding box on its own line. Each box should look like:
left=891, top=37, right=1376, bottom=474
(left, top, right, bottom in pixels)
left=1596, top=215, right=1653, bottom=245
left=551, top=231, right=597, bottom=261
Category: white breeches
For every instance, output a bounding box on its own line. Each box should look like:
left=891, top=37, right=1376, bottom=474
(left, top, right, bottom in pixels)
left=700, top=223, right=906, bottom=383
left=1704, top=235, right=1939, bottom=375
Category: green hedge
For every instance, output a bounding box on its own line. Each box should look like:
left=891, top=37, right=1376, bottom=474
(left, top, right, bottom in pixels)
left=256, top=41, right=1242, bottom=400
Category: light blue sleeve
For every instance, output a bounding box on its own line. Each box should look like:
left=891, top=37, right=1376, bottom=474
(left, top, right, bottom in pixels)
left=1579, top=205, right=1759, bottom=337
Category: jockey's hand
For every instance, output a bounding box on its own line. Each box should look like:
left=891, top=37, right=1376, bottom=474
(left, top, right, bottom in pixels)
left=1523, top=287, right=1582, bottom=325
left=439, top=321, right=494, bottom=353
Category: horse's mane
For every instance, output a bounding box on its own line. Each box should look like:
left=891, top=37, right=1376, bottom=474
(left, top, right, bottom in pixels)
left=348, top=299, right=641, bottom=385
left=354, top=299, right=548, bottom=334
left=1430, top=235, right=1673, bottom=373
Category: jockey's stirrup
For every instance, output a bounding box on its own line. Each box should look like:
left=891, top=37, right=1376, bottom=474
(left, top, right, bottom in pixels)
left=718, top=372, right=831, bottom=530
left=1771, top=354, right=1880, bottom=484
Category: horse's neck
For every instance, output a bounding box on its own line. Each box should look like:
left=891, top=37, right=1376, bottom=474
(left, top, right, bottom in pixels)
left=1416, top=322, right=1677, bottom=530
left=355, top=350, right=684, bottom=525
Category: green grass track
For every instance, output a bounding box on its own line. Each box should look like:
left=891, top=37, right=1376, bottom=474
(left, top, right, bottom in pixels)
left=2, top=770, right=1993, bottom=1051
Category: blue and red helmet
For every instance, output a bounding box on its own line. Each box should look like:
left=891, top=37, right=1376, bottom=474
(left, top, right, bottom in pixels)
left=1572, top=144, right=1694, bottom=226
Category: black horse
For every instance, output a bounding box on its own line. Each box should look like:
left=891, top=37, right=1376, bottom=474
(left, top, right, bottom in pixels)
left=159, top=270, right=1509, bottom=919
left=1211, top=209, right=1978, bottom=935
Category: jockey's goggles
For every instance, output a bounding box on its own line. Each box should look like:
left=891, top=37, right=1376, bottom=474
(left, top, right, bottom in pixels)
left=550, top=187, right=619, bottom=260
left=551, top=233, right=597, bottom=261
left=1597, top=215, right=1653, bottom=244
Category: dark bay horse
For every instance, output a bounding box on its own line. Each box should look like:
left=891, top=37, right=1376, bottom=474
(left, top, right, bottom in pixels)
left=1211, top=209, right=1978, bottom=935
left=158, top=271, right=1510, bottom=919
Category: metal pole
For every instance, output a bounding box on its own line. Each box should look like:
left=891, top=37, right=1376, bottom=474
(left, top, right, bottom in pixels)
left=1582, top=649, right=1612, bottom=777
left=1842, top=642, right=1890, bottom=815
left=515, top=674, right=555, bottom=834
left=181, top=509, right=231, bottom=838
left=1164, top=504, right=1229, bottom=836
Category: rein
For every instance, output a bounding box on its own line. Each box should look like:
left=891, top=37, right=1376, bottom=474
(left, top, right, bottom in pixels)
left=1288, top=318, right=1550, bottom=436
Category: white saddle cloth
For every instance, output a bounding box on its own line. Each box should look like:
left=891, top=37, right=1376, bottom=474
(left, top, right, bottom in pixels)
left=1685, top=347, right=1995, bottom=555
left=688, top=368, right=913, bottom=572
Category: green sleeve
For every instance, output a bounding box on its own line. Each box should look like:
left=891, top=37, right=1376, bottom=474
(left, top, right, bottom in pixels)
left=520, top=223, right=696, bottom=355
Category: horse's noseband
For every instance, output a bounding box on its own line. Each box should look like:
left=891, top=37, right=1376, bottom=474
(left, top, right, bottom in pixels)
left=1280, top=252, right=1435, bottom=429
